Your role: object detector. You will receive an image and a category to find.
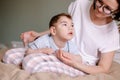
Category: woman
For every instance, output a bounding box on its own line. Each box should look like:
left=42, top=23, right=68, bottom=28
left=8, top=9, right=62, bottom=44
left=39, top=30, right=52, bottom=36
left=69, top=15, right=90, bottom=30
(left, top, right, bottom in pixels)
left=21, top=0, right=120, bottom=74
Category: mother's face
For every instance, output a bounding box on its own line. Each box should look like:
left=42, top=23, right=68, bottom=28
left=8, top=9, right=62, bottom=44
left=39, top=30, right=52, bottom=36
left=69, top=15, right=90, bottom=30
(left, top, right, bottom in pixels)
left=93, top=0, right=118, bottom=18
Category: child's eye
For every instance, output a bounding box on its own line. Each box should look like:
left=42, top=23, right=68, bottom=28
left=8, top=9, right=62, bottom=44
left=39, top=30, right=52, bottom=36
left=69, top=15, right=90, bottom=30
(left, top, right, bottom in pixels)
left=62, top=23, right=67, bottom=26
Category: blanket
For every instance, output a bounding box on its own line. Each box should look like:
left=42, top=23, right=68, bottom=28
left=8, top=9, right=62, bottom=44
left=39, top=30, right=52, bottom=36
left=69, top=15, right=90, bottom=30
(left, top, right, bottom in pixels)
left=0, top=48, right=120, bottom=80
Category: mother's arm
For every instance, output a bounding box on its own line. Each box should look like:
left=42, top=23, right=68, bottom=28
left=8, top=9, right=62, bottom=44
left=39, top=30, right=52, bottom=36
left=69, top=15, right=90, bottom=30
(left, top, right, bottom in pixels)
left=56, top=50, right=115, bottom=74
left=20, top=30, right=49, bottom=46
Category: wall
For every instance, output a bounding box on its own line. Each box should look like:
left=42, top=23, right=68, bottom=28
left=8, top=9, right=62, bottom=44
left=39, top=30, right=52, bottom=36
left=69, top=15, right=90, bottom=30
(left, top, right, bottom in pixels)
left=0, top=1, right=2, bottom=42
left=0, top=0, right=73, bottom=46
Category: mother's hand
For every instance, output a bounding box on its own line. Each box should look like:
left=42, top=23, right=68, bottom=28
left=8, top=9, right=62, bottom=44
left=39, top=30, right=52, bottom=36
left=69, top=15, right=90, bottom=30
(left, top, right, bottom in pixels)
left=20, top=31, right=40, bottom=46
left=56, top=49, right=82, bottom=69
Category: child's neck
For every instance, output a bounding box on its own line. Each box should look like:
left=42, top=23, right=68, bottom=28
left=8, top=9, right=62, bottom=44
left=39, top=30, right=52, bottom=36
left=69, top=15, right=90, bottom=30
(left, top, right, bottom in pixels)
left=52, top=36, right=67, bottom=48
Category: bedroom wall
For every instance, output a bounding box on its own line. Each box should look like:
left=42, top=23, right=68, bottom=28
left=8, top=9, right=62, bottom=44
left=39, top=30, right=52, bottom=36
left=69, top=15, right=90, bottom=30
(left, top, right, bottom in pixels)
left=0, top=0, right=73, bottom=46
left=0, top=5, right=1, bottom=28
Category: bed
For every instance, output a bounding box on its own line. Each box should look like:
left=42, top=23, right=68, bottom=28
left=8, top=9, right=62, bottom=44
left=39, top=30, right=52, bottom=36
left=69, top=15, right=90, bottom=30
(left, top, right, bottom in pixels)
left=0, top=46, right=120, bottom=80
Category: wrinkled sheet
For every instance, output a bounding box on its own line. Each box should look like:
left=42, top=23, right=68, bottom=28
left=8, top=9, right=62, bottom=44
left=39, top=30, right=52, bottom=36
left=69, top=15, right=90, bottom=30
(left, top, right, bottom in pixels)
left=0, top=48, right=120, bottom=80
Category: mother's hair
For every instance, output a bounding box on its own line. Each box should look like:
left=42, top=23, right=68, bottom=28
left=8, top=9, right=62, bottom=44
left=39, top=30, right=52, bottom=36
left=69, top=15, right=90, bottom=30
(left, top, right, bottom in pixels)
left=93, top=0, right=120, bottom=21
left=113, top=0, right=120, bottom=21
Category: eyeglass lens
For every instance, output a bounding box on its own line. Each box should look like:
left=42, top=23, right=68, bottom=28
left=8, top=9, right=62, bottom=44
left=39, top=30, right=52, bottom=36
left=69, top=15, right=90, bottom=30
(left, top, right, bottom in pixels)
left=96, top=0, right=113, bottom=14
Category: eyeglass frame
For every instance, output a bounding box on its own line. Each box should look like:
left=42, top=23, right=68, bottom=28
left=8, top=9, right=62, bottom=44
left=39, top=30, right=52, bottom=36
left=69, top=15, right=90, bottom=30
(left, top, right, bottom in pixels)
left=95, top=0, right=117, bottom=15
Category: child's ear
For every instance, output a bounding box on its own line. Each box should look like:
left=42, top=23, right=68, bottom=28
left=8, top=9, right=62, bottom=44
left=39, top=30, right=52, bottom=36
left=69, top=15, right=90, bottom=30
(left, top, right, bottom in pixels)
left=50, top=26, right=56, bottom=36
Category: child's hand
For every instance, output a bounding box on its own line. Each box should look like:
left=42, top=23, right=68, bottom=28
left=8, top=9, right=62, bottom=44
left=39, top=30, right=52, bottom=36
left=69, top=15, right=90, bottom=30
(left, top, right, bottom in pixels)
left=40, top=48, right=54, bottom=54
left=25, top=48, right=54, bottom=56
left=25, top=48, right=35, bottom=56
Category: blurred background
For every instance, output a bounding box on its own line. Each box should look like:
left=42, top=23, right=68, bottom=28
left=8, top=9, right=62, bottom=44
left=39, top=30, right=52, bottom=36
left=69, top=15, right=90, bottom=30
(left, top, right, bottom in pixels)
left=0, top=0, right=73, bottom=46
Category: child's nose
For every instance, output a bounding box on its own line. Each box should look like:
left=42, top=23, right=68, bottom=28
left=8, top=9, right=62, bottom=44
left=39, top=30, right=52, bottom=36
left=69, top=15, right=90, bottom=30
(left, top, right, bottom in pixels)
left=69, top=26, right=73, bottom=30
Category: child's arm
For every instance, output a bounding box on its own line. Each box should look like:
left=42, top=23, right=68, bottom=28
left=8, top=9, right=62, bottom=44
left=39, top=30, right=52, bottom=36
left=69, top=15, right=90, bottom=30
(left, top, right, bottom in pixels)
left=25, top=48, right=54, bottom=56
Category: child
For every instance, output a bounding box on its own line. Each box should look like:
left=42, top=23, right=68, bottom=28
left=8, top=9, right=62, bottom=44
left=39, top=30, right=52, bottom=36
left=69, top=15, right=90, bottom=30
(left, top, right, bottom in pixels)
left=3, top=13, right=85, bottom=77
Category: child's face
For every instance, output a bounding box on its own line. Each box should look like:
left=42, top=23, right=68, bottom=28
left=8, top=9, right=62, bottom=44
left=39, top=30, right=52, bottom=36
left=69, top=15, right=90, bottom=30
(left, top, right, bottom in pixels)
left=51, top=16, right=74, bottom=41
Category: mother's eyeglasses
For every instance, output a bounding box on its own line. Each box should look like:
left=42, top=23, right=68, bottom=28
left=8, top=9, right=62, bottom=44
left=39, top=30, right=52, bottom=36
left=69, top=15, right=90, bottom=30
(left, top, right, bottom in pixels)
left=95, top=0, right=117, bottom=15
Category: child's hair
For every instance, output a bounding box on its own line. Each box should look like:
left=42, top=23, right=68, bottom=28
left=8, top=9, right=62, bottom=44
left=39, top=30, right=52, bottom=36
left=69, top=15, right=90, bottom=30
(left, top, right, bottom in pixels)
left=49, top=13, right=72, bottom=28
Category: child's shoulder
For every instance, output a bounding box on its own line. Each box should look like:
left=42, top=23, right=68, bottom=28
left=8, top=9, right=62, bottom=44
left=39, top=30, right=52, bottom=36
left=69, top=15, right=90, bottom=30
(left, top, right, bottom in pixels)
left=31, top=34, right=50, bottom=45
left=36, top=34, right=50, bottom=41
